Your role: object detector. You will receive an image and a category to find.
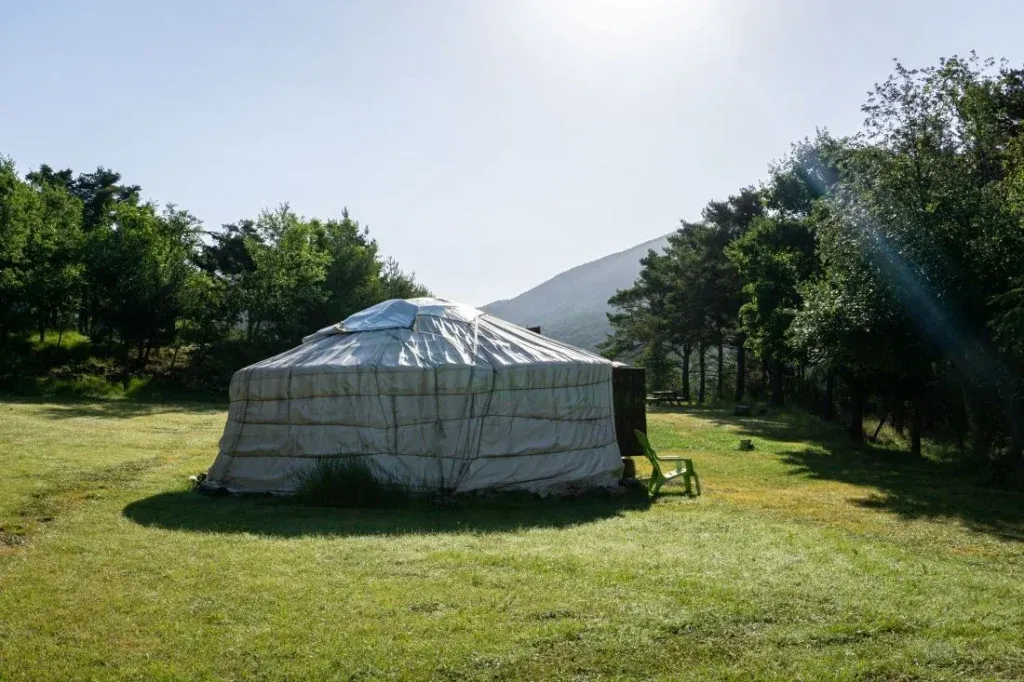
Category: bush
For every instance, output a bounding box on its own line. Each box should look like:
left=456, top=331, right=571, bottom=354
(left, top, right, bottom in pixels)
left=0, top=374, right=151, bottom=400
left=292, top=458, right=412, bottom=508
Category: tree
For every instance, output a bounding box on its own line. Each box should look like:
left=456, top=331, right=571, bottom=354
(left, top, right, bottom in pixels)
left=67, top=167, right=142, bottom=335
left=23, top=170, right=84, bottom=343
left=0, top=158, right=37, bottom=344
left=666, top=191, right=762, bottom=403
left=91, top=202, right=201, bottom=384
left=1, top=150, right=431, bottom=396
left=178, top=270, right=233, bottom=365
left=602, top=54, right=1024, bottom=470
left=727, top=145, right=829, bottom=406
left=69, top=167, right=141, bottom=234
left=601, top=247, right=680, bottom=391
left=791, top=57, right=1024, bottom=461
left=196, top=220, right=260, bottom=280
left=240, top=206, right=331, bottom=343
left=311, top=210, right=387, bottom=331
left=603, top=191, right=762, bottom=402
left=380, top=257, right=430, bottom=300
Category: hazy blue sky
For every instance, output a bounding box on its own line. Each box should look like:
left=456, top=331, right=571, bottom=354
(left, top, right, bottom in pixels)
left=3, top=1, right=1023, bottom=306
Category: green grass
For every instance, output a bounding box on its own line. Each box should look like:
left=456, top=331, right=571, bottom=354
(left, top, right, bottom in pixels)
left=26, top=329, right=93, bottom=351
left=1, top=400, right=1022, bottom=680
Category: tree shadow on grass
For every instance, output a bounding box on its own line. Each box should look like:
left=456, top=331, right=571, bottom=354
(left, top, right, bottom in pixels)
left=6, top=398, right=226, bottom=421
left=660, top=405, right=1024, bottom=542
left=661, top=404, right=839, bottom=447
left=122, top=488, right=652, bottom=538
left=780, top=446, right=1024, bottom=542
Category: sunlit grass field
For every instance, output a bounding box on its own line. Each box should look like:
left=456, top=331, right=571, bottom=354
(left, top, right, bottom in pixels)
left=1, top=399, right=1022, bottom=680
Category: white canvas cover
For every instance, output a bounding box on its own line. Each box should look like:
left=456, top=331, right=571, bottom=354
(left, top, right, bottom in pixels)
left=204, top=298, right=623, bottom=494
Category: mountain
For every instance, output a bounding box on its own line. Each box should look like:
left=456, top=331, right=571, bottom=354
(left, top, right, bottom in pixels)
left=482, top=234, right=671, bottom=350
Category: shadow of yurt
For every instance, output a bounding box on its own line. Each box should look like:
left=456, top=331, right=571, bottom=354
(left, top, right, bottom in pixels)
left=122, top=487, right=650, bottom=538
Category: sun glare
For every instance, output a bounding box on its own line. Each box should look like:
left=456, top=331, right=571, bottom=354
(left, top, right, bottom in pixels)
left=514, top=0, right=704, bottom=59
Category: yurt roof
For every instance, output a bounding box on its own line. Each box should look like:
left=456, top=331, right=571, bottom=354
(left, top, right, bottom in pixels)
left=243, top=298, right=610, bottom=375
left=302, top=298, right=483, bottom=343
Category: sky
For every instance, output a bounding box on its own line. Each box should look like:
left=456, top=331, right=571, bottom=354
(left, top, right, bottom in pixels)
left=3, top=1, right=1023, bottom=307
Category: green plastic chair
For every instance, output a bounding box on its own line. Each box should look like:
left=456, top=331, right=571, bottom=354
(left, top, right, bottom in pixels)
left=634, top=429, right=701, bottom=499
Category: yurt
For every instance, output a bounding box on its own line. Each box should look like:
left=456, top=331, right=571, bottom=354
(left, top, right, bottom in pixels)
left=203, top=298, right=623, bottom=495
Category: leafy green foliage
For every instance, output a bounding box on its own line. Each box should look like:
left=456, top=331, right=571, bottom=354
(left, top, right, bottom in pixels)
left=728, top=147, right=825, bottom=368
left=0, top=159, right=429, bottom=394
left=0, top=158, right=38, bottom=341
left=240, top=205, right=332, bottom=342
left=605, top=55, right=1024, bottom=478
left=604, top=190, right=761, bottom=400
left=22, top=172, right=84, bottom=341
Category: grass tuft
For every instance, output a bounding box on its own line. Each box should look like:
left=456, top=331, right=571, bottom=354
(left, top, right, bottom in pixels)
left=292, top=457, right=413, bottom=508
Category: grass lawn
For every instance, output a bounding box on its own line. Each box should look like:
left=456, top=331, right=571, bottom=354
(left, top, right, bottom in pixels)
left=1, top=400, right=1023, bottom=681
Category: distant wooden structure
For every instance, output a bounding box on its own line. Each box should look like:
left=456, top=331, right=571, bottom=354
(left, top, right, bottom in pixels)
left=612, top=365, right=646, bottom=456
left=646, top=390, right=687, bottom=407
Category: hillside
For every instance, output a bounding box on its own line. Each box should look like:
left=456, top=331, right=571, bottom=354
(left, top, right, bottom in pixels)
left=482, top=234, right=670, bottom=350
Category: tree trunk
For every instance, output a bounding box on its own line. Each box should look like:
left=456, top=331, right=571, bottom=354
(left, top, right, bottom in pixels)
left=1007, top=390, right=1024, bottom=477
left=170, top=344, right=180, bottom=370
left=893, top=401, right=906, bottom=436
left=850, top=386, right=865, bottom=442
left=682, top=345, right=691, bottom=402
left=84, top=295, right=95, bottom=335
left=762, top=356, right=770, bottom=398
left=77, top=288, right=88, bottom=334
left=910, top=402, right=923, bottom=458
left=698, top=343, right=706, bottom=405
left=735, top=335, right=746, bottom=402
left=770, top=358, right=784, bottom=407
left=716, top=342, right=724, bottom=400
left=57, top=310, right=65, bottom=347
left=963, top=385, right=994, bottom=466
left=39, top=320, right=45, bottom=344
left=823, top=372, right=836, bottom=421
left=141, top=336, right=154, bottom=373
left=135, top=338, right=146, bottom=374
left=870, top=413, right=889, bottom=441
left=1007, top=429, right=1024, bottom=482
left=122, top=342, right=132, bottom=390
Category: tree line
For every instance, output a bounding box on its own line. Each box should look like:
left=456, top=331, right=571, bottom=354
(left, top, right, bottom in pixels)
left=603, top=55, right=1024, bottom=481
left=0, top=160, right=427, bottom=391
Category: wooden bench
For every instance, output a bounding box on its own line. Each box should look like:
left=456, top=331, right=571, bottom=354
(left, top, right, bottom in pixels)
left=645, top=390, right=686, bottom=407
